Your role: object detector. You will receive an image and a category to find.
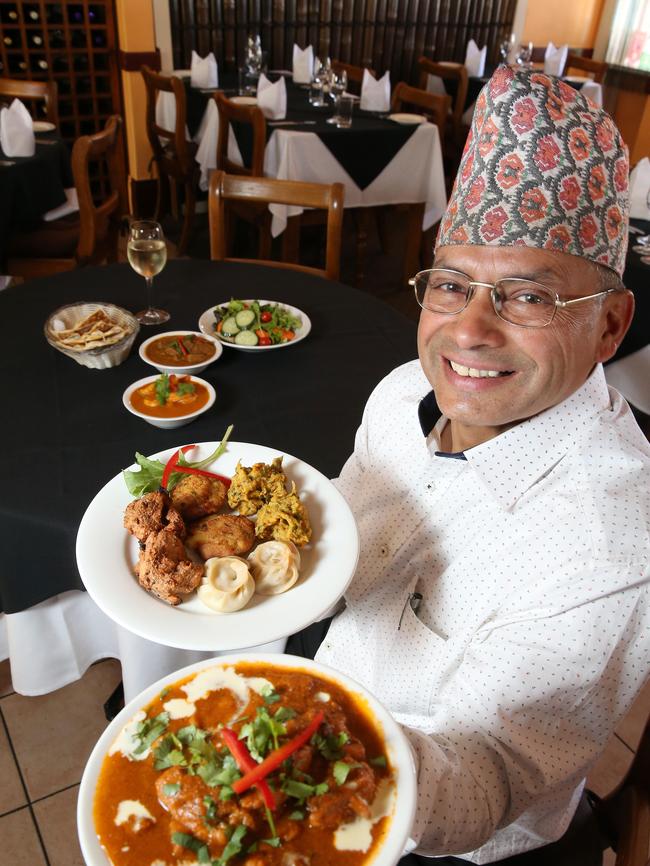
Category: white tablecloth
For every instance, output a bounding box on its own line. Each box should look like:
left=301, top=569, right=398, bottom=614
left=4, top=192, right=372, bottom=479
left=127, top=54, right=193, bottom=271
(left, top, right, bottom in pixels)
left=0, top=591, right=286, bottom=702
left=159, top=94, right=447, bottom=237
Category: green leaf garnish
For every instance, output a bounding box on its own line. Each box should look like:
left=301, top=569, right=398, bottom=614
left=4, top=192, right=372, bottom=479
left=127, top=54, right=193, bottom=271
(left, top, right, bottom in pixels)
left=333, top=761, right=363, bottom=786
left=289, top=810, right=304, bottom=820
left=155, top=373, right=171, bottom=406
left=176, top=381, right=196, bottom=396
left=153, top=733, right=187, bottom=770
left=133, top=712, right=169, bottom=755
left=203, top=795, right=217, bottom=822
left=215, top=825, right=247, bottom=865
left=282, top=778, right=328, bottom=802
left=312, top=730, right=349, bottom=761
left=370, top=755, right=387, bottom=768
left=162, top=782, right=181, bottom=796
left=171, top=831, right=210, bottom=863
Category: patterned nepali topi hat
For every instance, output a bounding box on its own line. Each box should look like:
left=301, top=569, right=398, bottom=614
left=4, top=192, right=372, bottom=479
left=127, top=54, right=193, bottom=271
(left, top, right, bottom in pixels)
left=436, top=66, right=629, bottom=276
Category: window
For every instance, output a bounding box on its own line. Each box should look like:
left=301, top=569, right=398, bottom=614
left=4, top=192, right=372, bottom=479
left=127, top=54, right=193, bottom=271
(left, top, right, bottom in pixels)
left=607, top=0, right=650, bottom=70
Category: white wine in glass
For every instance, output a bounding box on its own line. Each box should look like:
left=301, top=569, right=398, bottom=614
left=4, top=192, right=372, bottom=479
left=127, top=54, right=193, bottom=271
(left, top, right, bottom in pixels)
left=127, top=220, right=169, bottom=325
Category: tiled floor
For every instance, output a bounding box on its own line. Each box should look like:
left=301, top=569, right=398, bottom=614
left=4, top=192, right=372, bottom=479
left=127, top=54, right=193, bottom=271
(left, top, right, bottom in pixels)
left=0, top=655, right=647, bottom=866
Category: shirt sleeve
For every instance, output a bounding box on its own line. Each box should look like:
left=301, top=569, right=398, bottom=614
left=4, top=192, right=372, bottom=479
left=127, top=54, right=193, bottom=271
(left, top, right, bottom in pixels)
left=403, top=580, right=648, bottom=857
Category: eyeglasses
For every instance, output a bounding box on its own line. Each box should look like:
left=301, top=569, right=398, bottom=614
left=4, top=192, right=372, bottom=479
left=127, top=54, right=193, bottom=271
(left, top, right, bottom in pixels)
left=409, top=268, right=620, bottom=329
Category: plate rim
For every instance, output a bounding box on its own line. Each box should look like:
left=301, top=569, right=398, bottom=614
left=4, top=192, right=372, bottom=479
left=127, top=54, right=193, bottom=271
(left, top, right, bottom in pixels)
left=77, top=652, right=418, bottom=866
left=33, top=120, right=56, bottom=132
left=198, top=299, right=312, bottom=351
left=230, top=95, right=258, bottom=105
left=387, top=112, right=427, bottom=125
left=76, top=441, right=359, bottom=650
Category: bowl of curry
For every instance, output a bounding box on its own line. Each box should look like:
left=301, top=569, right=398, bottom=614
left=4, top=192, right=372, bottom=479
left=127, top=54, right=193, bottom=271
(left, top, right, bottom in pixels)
left=78, top=654, right=417, bottom=866
left=123, top=373, right=216, bottom=429
left=140, top=331, right=222, bottom=375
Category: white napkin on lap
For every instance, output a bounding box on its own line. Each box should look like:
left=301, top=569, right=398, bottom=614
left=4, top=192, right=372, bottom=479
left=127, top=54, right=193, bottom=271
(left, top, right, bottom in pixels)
left=0, top=99, right=35, bottom=157
left=544, top=42, right=568, bottom=76
left=190, top=50, right=218, bottom=89
left=629, top=157, right=650, bottom=221
left=360, top=69, right=391, bottom=112
left=292, top=44, right=314, bottom=84
left=464, top=39, right=487, bottom=76
left=257, top=73, right=287, bottom=119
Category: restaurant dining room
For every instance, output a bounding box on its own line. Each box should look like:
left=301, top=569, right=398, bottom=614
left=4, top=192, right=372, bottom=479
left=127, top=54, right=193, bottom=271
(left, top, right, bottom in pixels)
left=1, top=1, right=649, bottom=866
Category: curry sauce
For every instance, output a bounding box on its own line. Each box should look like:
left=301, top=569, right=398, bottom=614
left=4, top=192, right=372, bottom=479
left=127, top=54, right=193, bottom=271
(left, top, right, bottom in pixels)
left=93, top=663, right=394, bottom=866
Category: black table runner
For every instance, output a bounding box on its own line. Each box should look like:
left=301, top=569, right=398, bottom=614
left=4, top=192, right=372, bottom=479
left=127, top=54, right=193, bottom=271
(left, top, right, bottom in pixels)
left=0, top=260, right=417, bottom=613
left=0, top=133, right=73, bottom=266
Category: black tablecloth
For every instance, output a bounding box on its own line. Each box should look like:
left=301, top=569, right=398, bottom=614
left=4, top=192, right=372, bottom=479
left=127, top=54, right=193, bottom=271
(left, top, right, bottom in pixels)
left=185, top=76, right=418, bottom=190
left=0, top=260, right=417, bottom=613
left=0, top=133, right=73, bottom=266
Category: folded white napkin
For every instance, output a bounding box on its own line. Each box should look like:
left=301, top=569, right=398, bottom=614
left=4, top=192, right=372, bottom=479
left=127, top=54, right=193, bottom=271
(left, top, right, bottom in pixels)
left=629, top=157, right=650, bottom=221
left=257, top=73, right=287, bottom=119
left=464, top=39, right=487, bottom=77
left=0, top=99, right=35, bottom=157
left=544, top=42, right=568, bottom=76
left=190, top=50, right=218, bottom=89
left=360, top=69, right=391, bottom=112
left=292, top=44, right=314, bottom=84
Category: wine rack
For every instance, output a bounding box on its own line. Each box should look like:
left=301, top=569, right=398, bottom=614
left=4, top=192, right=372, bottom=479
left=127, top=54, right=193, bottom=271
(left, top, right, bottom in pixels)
left=0, top=1, right=121, bottom=145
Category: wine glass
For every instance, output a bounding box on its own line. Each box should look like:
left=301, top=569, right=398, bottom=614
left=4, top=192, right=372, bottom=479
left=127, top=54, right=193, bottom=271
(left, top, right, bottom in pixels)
left=310, top=62, right=325, bottom=106
left=127, top=220, right=169, bottom=325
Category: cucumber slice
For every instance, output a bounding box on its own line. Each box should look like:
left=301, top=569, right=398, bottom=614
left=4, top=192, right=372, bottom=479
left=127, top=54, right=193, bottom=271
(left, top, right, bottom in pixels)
left=221, top=316, right=240, bottom=336
left=235, top=309, right=256, bottom=328
left=234, top=329, right=259, bottom=346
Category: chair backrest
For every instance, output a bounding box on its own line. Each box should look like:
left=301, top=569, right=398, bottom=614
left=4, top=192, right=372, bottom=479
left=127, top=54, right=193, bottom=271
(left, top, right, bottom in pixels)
left=71, top=114, right=128, bottom=265
left=391, top=82, right=450, bottom=139
left=589, top=711, right=650, bottom=866
left=331, top=59, right=376, bottom=93
left=417, top=58, right=468, bottom=132
left=141, top=65, right=195, bottom=177
left=565, top=53, right=607, bottom=83
left=214, top=92, right=267, bottom=177
left=209, top=170, right=344, bottom=280
left=0, top=77, right=58, bottom=125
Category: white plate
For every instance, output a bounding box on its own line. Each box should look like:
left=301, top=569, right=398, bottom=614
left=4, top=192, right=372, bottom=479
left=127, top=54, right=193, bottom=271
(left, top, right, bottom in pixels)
left=33, top=120, right=56, bottom=132
left=198, top=299, right=312, bottom=352
left=173, top=68, right=192, bottom=77
left=387, top=112, right=427, bottom=125
left=563, top=75, right=590, bottom=84
left=230, top=95, right=258, bottom=105
left=78, top=653, right=417, bottom=866
left=76, top=441, right=359, bottom=650
left=122, top=374, right=216, bottom=429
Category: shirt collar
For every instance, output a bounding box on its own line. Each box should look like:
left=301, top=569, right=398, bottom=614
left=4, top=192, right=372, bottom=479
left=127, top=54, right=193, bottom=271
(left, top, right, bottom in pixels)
left=418, top=390, right=468, bottom=460
left=464, top=364, right=612, bottom=511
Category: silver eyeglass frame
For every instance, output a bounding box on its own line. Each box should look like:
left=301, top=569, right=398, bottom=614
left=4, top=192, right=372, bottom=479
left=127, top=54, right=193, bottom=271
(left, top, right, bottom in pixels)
left=408, top=268, right=621, bottom=329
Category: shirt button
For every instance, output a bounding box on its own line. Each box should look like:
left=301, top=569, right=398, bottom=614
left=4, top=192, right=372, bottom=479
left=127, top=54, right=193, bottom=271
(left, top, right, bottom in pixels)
left=380, top=544, right=389, bottom=557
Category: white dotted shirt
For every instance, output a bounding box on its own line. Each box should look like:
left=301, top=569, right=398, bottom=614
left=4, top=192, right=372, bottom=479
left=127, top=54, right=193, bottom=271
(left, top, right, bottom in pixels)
left=316, top=361, right=650, bottom=863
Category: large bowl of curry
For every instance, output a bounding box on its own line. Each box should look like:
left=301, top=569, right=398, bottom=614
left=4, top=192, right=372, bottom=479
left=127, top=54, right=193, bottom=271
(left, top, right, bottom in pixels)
left=123, top=374, right=216, bottom=429
left=140, top=331, right=222, bottom=375
left=78, top=654, right=417, bottom=866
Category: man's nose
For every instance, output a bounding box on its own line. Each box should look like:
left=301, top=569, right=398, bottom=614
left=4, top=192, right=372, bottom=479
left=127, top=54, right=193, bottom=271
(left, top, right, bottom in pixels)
left=450, top=285, right=506, bottom=349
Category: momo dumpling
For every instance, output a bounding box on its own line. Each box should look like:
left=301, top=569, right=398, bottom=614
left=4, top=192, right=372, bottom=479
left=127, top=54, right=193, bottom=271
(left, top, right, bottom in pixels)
left=198, top=557, right=255, bottom=612
left=248, top=541, right=301, bottom=596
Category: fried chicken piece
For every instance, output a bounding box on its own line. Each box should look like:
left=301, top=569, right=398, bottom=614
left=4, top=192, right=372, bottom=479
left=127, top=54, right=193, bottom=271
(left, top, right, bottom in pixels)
left=186, top=514, right=256, bottom=559
left=135, top=529, right=203, bottom=605
left=170, top=474, right=228, bottom=521
left=157, top=767, right=229, bottom=848
left=124, top=490, right=186, bottom=544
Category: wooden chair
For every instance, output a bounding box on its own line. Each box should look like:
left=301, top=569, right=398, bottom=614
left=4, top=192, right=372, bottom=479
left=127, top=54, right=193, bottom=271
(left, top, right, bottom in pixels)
left=565, top=53, right=608, bottom=83
left=141, top=65, right=199, bottom=255
left=391, top=82, right=450, bottom=139
left=0, top=77, right=58, bottom=126
left=587, top=712, right=650, bottom=866
left=213, top=91, right=272, bottom=258
left=6, top=115, right=128, bottom=278
left=209, top=170, right=344, bottom=281
left=417, top=57, right=469, bottom=149
left=331, top=60, right=376, bottom=94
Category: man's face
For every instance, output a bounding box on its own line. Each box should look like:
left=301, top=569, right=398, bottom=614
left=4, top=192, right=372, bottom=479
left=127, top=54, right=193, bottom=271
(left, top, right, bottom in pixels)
left=417, top=244, right=627, bottom=447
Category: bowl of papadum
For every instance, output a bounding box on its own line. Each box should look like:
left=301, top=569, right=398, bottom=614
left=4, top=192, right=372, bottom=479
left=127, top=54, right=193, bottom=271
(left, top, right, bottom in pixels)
left=44, top=302, right=140, bottom=369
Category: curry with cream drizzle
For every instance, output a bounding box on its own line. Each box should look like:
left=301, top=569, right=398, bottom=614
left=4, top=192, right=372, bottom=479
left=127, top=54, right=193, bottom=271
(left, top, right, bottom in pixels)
left=93, top=663, right=394, bottom=866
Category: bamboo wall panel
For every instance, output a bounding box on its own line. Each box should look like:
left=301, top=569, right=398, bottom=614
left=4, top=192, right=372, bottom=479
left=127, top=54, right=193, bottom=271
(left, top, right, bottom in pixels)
left=169, top=0, right=517, bottom=83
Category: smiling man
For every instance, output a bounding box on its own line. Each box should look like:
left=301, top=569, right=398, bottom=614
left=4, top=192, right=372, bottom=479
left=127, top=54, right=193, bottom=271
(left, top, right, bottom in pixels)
left=287, top=68, right=650, bottom=865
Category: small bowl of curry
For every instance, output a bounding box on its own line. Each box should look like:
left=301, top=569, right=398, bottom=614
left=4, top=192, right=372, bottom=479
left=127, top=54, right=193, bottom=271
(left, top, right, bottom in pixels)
left=139, top=330, right=222, bottom=375
left=123, top=373, right=216, bottom=429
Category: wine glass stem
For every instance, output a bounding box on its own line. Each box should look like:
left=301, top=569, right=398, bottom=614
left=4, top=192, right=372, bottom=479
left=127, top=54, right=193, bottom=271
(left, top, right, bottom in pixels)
left=145, top=276, right=154, bottom=312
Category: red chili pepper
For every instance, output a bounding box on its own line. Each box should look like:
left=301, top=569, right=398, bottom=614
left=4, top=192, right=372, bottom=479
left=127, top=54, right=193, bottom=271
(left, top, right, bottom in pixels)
left=177, top=336, right=189, bottom=358
left=231, top=711, right=325, bottom=795
left=221, top=728, right=277, bottom=810
left=173, top=464, right=231, bottom=488
left=161, top=445, right=195, bottom=490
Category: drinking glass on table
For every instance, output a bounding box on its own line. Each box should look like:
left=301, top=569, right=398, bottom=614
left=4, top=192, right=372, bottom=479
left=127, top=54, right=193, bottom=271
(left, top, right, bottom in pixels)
left=127, top=220, right=169, bottom=325
left=310, top=61, right=326, bottom=106
left=335, top=94, right=354, bottom=128
left=326, top=70, right=348, bottom=124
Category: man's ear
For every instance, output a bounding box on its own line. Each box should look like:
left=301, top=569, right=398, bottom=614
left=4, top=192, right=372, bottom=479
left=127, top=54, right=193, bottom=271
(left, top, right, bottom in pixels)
left=596, top=289, right=635, bottom=363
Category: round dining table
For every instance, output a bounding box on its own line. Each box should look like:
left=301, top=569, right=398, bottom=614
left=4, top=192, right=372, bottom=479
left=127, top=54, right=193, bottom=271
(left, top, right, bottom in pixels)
left=0, top=259, right=417, bottom=699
